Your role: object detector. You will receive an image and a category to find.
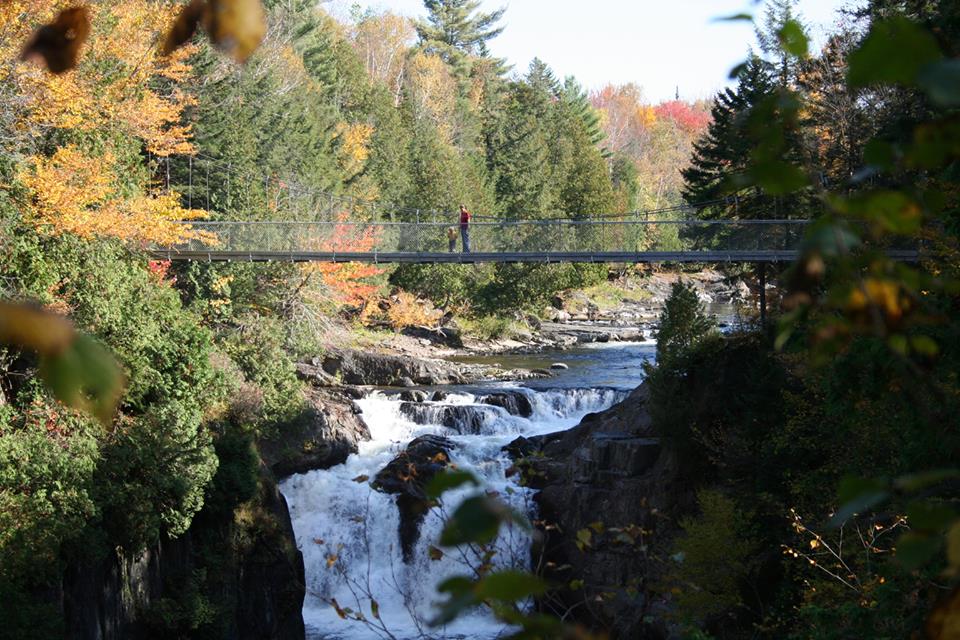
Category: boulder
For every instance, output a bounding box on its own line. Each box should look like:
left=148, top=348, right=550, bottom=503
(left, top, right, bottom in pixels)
left=551, top=362, right=569, bottom=370
left=480, top=392, right=534, bottom=418
left=401, top=325, right=464, bottom=348
left=372, top=435, right=455, bottom=561
left=399, top=390, right=428, bottom=403
left=260, top=389, right=372, bottom=478
left=399, top=403, right=496, bottom=435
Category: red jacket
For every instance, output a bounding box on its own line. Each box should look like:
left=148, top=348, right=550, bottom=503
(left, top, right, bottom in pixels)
left=459, top=209, right=470, bottom=226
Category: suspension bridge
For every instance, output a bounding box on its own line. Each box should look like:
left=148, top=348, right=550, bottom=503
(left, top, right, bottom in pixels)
left=153, top=218, right=921, bottom=264
left=150, top=154, right=920, bottom=265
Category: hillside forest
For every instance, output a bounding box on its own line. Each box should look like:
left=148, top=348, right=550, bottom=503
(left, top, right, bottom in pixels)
left=0, top=0, right=959, bottom=638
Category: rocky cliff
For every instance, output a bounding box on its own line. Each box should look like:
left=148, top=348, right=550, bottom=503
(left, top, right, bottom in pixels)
left=508, top=383, right=691, bottom=640
left=61, top=467, right=305, bottom=640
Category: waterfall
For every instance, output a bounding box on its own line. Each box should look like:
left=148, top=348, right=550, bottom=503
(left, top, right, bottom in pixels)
left=281, top=385, right=628, bottom=640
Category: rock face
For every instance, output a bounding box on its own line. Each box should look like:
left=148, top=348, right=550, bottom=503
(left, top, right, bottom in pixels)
left=260, top=388, right=372, bottom=477
left=61, top=468, right=305, bottom=640
left=507, top=384, right=689, bottom=640
left=311, top=348, right=469, bottom=386
left=372, top=435, right=454, bottom=562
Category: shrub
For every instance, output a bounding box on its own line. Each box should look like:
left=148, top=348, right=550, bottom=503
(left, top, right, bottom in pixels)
left=458, top=315, right=522, bottom=341
left=218, top=313, right=305, bottom=428
left=385, top=291, right=443, bottom=329
left=670, top=489, right=758, bottom=624
left=654, top=281, right=715, bottom=368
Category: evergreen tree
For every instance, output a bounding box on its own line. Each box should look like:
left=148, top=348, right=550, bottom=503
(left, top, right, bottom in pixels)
left=682, top=55, right=775, bottom=220
left=416, top=0, right=506, bottom=68
left=560, top=76, right=606, bottom=149
left=611, top=156, right=640, bottom=212
left=525, top=58, right=561, bottom=98
left=487, top=82, right=554, bottom=219
left=756, top=0, right=807, bottom=88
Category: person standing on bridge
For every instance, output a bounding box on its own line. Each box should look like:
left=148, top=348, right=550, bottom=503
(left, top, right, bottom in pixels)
left=446, top=225, right=458, bottom=252
left=459, top=204, right=472, bottom=253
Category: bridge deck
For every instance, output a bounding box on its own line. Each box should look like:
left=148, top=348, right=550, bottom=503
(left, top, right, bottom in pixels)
left=153, top=249, right=920, bottom=264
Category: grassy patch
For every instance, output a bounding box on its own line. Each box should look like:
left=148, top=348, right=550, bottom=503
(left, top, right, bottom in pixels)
left=458, top=316, right=525, bottom=341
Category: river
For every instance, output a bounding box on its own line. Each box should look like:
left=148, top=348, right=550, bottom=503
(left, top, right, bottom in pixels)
left=280, top=339, right=654, bottom=640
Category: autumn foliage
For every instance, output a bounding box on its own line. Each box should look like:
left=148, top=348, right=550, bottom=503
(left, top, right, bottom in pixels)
left=303, top=212, right=384, bottom=306
left=3, top=1, right=208, bottom=245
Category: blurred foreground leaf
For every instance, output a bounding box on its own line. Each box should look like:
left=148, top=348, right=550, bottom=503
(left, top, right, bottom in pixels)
left=19, top=6, right=91, bottom=74
left=0, top=302, right=123, bottom=424
left=848, top=17, right=941, bottom=88
left=440, top=495, right=528, bottom=547
left=163, top=0, right=266, bottom=63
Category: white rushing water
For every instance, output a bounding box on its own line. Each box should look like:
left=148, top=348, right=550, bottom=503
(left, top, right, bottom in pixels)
left=281, top=384, right=629, bottom=640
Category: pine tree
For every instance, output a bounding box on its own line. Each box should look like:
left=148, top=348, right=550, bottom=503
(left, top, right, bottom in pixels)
left=756, top=0, right=806, bottom=88
left=560, top=76, right=606, bottom=149
left=682, top=54, right=775, bottom=220
left=416, top=0, right=506, bottom=68
left=526, top=58, right=560, bottom=98
left=487, top=82, right=555, bottom=219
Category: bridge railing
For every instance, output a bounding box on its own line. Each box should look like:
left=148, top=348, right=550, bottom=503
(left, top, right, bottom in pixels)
left=167, top=219, right=813, bottom=256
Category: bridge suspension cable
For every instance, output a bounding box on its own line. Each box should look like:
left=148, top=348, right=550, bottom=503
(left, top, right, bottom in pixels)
left=155, top=152, right=782, bottom=225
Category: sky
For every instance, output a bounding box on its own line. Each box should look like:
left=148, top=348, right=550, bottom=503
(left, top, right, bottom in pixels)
left=327, top=0, right=856, bottom=102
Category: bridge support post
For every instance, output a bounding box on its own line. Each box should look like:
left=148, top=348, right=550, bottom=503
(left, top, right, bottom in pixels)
left=758, top=262, right=767, bottom=325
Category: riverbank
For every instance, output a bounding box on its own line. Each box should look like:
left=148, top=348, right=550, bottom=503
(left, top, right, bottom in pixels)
left=313, top=268, right=755, bottom=372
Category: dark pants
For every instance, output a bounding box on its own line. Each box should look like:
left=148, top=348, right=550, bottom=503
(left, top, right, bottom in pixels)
left=448, top=238, right=456, bottom=252
left=461, top=226, right=471, bottom=253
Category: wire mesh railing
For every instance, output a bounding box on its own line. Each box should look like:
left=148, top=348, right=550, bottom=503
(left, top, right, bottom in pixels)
left=165, top=219, right=813, bottom=257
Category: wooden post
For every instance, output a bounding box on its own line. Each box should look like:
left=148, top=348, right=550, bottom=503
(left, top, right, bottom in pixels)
left=758, top=262, right=767, bottom=325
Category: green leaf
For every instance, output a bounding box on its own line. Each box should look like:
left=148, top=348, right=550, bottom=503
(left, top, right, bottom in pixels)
left=440, top=496, right=508, bottom=547
left=426, top=470, right=480, bottom=500
left=896, top=532, right=941, bottom=569
left=437, top=576, right=475, bottom=594
left=39, top=333, right=124, bottom=425
left=917, top=60, right=960, bottom=107
left=907, top=501, right=956, bottom=532
left=575, top=528, right=592, bottom=551
left=474, top=571, right=546, bottom=602
left=778, top=19, right=809, bottom=57
left=850, top=191, right=923, bottom=234
left=801, top=222, right=861, bottom=257
left=910, top=335, right=940, bottom=358
left=747, top=160, right=808, bottom=195
left=863, top=139, right=897, bottom=171
left=848, top=17, right=941, bottom=88
left=432, top=576, right=480, bottom=626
